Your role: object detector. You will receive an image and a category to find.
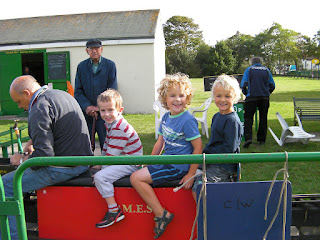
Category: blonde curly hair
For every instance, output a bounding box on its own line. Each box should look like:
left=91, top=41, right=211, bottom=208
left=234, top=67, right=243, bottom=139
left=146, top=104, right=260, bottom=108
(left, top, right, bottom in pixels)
left=157, top=73, right=194, bottom=110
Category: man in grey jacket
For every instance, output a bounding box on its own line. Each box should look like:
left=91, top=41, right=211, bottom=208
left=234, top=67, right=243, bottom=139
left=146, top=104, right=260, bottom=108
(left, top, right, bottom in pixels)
left=1, top=75, right=93, bottom=239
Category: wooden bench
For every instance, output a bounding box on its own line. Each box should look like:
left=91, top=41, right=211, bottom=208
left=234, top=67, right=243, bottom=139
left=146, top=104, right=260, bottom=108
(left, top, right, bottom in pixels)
left=293, top=97, right=320, bottom=125
left=0, top=124, right=30, bottom=157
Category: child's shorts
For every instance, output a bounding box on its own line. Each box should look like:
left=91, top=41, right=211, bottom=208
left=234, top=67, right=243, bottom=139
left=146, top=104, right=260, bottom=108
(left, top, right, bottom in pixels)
left=147, top=164, right=187, bottom=187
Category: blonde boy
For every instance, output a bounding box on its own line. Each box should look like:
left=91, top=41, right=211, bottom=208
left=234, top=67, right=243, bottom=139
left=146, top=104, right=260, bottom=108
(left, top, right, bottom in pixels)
left=130, top=73, right=203, bottom=239
left=193, top=74, right=243, bottom=193
left=94, top=89, right=143, bottom=228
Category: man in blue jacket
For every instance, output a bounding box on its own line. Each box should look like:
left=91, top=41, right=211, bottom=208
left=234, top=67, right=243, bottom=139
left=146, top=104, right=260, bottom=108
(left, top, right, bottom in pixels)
left=75, top=38, right=118, bottom=152
left=241, top=57, right=275, bottom=148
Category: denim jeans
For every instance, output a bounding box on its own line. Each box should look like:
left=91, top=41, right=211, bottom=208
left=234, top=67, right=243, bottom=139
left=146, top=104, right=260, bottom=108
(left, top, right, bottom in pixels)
left=0, top=165, right=89, bottom=240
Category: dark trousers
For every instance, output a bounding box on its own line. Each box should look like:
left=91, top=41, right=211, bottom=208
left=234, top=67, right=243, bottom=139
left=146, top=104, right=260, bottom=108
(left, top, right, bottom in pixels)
left=244, top=99, right=270, bottom=142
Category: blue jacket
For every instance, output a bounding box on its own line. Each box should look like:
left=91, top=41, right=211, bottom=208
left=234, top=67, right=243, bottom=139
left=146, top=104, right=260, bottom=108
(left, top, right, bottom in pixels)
left=241, top=63, right=275, bottom=98
left=74, top=57, right=117, bottom=111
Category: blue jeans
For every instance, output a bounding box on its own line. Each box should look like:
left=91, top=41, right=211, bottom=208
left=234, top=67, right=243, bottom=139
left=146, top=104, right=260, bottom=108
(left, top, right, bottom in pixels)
left=0, top=165, right=89, bottom=240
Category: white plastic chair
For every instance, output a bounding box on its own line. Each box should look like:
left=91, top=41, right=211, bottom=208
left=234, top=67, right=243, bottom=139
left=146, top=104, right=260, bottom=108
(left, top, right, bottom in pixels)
left=153, top=99, right=168, bottom=139
left=188, top=97, right=212, bottom=138
left=268, top=112, right=315, bottom=146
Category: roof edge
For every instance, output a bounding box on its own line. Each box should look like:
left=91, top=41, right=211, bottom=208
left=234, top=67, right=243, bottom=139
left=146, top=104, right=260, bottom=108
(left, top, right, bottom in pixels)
left=0, top=38, right=155, bottom=51
left=0, top=9, right=160, bottom=22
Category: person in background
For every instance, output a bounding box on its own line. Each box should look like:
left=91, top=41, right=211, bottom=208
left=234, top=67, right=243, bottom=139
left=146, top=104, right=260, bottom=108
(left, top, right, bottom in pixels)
left=75, top=38, right=118, bottom=152
left=23, top=65, right=34, bottom=76
left=130, top=73, right=202, bottom=239
left=93, top=89, right=143, bottom=228
left=1, top=75, right=92, bottom=239
left=241, top=57, right=275, bottom=148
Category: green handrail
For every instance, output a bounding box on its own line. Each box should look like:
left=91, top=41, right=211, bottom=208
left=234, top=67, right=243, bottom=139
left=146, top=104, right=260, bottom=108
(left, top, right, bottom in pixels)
left=0, top=177, right=11, bottom=240
left=5, top=151, right=320, bottom=239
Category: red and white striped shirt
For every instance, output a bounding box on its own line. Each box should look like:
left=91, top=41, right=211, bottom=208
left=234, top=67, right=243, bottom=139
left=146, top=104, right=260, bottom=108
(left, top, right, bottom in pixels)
left=102, top=116, right=143, bottom=158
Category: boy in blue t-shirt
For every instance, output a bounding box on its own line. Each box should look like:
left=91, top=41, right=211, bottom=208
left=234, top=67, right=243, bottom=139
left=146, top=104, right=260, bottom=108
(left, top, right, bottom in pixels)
left=130, top=73, right=203, bottom=239
left=193, top=74, right=243, bottom=194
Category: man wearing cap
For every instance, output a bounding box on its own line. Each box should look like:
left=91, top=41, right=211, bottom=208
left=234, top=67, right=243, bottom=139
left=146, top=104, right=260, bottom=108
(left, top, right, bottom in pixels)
left=75, top=38, right=118, bottom=152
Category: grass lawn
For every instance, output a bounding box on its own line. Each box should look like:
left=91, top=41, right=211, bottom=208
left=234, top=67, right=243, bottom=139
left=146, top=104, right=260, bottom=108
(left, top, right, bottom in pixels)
left=1, top=76, right=319, bottom=194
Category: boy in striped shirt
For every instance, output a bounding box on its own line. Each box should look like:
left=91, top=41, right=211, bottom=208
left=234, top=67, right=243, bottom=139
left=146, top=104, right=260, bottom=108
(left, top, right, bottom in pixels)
left=94, top=89, right=143, bottom=228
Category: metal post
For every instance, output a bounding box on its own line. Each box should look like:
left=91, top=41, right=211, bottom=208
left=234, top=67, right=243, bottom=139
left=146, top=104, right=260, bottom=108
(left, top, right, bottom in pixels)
left=0, top=177, right=11, bottom=240
left=10, top=127, right=14, bottom=156
left=12, top=166, right=27, bottom=240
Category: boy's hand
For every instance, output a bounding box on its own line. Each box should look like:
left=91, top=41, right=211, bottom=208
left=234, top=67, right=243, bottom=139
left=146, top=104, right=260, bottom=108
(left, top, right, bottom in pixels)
left=179, top=172, right=195, bottom=189
left=91, top=165, right=102, bottom=170
left=91, top=165, right=102, bottom=184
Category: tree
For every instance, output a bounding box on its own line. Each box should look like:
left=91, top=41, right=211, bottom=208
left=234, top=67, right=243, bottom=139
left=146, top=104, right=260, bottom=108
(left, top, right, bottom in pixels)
left=253, top=22, right=308, bottom=73
left=163, top=16, right=204, bottom=76
left=164, top=16, right=319, bottom=77
left=210, top=41, right=237, bottom=75
left=164, top=16, right=204, bottom=51
left=194, top=43, right=212, bottom=76
left=309, top=30, right=320, bottom=59
left=167, top=48, right=201, bottom=77
left=194, top=41, right=236, bottom=76
left=225, top=32, right=255, bottom=73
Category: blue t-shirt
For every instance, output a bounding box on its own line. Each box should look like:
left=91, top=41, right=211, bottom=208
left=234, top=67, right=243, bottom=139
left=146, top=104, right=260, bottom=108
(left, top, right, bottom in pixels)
left=159, top=110, right=201, bottom=171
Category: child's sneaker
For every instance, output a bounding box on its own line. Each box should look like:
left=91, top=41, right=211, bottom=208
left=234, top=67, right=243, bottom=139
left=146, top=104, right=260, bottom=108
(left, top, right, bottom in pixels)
left=96, top=208, right=125, bottom=228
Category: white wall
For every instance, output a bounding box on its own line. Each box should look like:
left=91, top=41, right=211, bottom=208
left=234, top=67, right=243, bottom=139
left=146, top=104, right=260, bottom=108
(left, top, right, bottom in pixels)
left=153, top=13, right=167, bottom=101
left=48, top=42, right=160, bottom=114
left=107, top=43, right=156, bottom=114
left=2, top=15, right=166, bottom=115
left=301, top=59, right=320, bottom=71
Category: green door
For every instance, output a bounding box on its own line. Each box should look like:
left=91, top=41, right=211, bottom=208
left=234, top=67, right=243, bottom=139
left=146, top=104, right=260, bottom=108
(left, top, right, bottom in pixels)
left=0, top=53, right=23, bottom=115
left=44, top=52, right=70, bottom=91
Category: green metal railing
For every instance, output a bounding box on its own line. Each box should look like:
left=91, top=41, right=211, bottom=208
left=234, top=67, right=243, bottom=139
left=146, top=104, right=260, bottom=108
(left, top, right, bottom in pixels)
left=1, top=151, right=320, bottom=239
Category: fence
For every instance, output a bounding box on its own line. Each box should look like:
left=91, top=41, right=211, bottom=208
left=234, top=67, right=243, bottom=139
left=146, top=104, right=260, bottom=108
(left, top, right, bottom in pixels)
left=1, top=152, right=320, bottom=239
left=286, top=70, right=320, bottom=79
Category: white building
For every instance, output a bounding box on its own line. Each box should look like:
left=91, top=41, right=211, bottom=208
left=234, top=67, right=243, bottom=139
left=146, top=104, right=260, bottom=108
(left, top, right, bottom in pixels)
left=0, top=9, right=165, bottom=115
left=301, top=57, right=320, bottom=71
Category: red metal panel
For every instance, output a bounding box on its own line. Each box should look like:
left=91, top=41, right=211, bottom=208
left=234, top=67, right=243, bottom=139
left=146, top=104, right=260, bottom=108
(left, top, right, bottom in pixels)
left=37, top=186, right=197, bottom=240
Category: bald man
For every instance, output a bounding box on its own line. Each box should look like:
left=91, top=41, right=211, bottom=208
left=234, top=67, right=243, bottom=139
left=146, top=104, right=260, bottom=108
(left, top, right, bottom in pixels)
left=1, top=75, right=93, bottom=239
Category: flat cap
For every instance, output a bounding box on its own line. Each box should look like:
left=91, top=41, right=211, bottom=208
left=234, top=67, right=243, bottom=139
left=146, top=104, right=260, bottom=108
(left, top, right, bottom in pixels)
left=86, top=38, right=102, bottom=48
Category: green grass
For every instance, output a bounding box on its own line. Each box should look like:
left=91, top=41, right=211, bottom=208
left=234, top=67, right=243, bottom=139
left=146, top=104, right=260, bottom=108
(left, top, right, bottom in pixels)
left=0, top=120, right=29, bottom=142
left=126, top=76, right=320, bottom=194
left=1, top=76, right=320, bottom=194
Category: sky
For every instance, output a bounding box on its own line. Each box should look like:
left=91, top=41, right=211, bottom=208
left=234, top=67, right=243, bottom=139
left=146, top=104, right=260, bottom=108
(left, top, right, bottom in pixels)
left=1, top=0, right=319, bottom=45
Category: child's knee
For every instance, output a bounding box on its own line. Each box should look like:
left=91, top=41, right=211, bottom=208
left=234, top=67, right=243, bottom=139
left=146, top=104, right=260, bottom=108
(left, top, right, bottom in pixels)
left=130, top=171, right=138, bottom=184
left=130, top=169, right=146, bottom=185
left=93, top=171, right=104, bottom=184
